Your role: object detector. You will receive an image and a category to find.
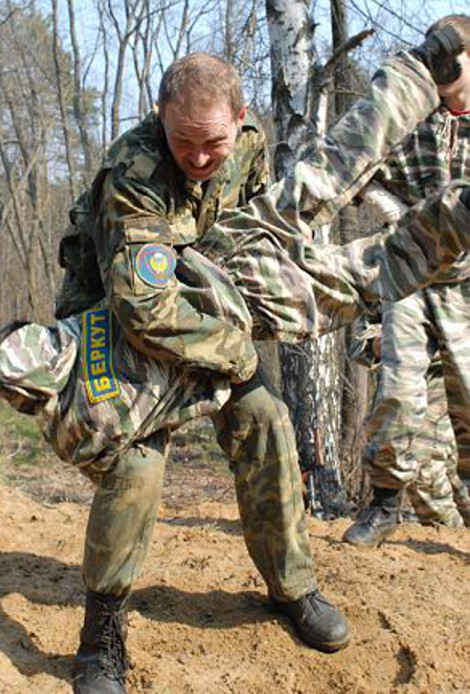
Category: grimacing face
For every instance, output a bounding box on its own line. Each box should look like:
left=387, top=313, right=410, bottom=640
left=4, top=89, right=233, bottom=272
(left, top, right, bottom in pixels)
left=161, top=100, right=247, bottom=181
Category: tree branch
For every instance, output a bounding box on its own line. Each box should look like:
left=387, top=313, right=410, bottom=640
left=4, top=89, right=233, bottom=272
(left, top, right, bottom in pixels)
left=324, top=28, right=375, bottom=75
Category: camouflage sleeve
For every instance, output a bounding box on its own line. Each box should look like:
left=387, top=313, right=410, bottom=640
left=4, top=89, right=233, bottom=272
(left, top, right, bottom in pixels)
left=300, top=51, right=440, bottom=228
left=311, top=182, right=470, bottom=314
left=218, top=51, right=440, bottom=239
left=199, top=182, right=470, bottom=340
left=373, top=139, right=419, bottom=207
left=93, top=171, right=258, bottom=383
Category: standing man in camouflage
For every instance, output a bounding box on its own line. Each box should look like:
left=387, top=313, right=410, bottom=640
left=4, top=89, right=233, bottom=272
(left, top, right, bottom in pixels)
left=60, top=53, right=350, bottom=694
left=53, top=34, right=467, bottom=693
left=343, top=14, right=470, bottom=548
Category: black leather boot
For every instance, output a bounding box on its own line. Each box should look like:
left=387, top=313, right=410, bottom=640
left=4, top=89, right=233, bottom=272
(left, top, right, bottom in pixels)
left=73, top=590, right=129, bottom=694
left=271, top=590, right=350, bottom=653
left=342, top=487, right=403, bottom=548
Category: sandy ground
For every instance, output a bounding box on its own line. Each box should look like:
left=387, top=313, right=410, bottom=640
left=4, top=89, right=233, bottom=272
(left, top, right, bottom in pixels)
left=1, top=460, right=470, bottom=694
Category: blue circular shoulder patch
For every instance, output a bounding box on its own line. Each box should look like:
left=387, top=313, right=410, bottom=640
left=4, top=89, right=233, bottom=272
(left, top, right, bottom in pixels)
left=135, top=244, right=177, bottom=288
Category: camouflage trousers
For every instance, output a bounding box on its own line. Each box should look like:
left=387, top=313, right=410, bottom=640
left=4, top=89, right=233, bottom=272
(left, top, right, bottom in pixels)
left=403, top=362, right=470, bottom=527
left=363, top=282, right=470, bottom=526
left=83, top=364, right=317, bottom=601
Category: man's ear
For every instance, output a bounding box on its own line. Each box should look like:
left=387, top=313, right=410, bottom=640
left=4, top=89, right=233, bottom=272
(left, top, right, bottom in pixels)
left=237, top=103, right=248, bottom=129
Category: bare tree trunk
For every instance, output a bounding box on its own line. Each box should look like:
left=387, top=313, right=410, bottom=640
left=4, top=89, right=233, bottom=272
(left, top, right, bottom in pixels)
left=224, top=0, right=236, bottom=63
left=66, top=0, right=93, bottom=183
left=96, top=0, right=110, bottom=154
left=131, top=0, right=153, bottom=119
left=108, top=0, right=145, bottom=138
left=51, top=0, right=76, bottom=200
left=238, top=0, right=259, bottom=76
left=174, top=0, right=190, bottom=57
left=266, top=0, right=347, bottom=517
left=337, top=206, right=370, bottom=502
left=331, top=0, right=370, bottom=503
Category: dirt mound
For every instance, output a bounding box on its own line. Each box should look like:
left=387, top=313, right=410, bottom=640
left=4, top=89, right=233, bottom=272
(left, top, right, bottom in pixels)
left=1, top=478, right=470, bottom=694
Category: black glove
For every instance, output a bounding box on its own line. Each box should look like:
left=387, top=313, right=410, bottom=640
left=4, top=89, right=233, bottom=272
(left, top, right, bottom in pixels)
left=460, top=187, right=470, bottom=210
left=412, top=25, right=464, bottom=85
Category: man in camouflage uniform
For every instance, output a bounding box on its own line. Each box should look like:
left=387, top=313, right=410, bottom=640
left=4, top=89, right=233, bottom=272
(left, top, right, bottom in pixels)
left=349, top=311, right=470, bottom=527
left=57, top=53, right=350, bottom=694
left=343, top=14, right=470, bottom=548
left=4, top=35, right=469, bottom=694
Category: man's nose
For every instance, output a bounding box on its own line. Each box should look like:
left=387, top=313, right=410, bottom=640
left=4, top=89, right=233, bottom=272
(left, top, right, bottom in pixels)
left=188, top=149, right=210, bottom=167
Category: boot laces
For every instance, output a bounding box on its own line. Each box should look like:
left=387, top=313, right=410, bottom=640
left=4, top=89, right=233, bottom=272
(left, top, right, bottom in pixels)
left=306, top=591, right=330, bottom=614
left=296, top=591, right=330, bottom=626
left=98, top=608, right=127, bottom=683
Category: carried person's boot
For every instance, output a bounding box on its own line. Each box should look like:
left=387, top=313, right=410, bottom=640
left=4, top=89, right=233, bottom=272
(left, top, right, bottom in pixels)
left=73, top=590, right=129, bottom=694
left=270, top=590, right=350, bottom=653
left=342, top=487, right=403, bottom=548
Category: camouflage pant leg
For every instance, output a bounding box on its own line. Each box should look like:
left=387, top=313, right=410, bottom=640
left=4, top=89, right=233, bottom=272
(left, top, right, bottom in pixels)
left=406, top=363, right=463, bottom=527
left=408, top=456, right=463, bottom=527
left=363, top=292, right=434, bottom=488
left=429, top=281, right=470, bottom=477
left=212, top=366, right=317, bottom=602
left=83, top=429, right=170, bottom=595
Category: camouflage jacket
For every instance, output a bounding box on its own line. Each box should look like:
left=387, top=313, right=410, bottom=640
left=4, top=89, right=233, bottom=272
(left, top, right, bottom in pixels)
left=56, top=107, right=269, bottom=383
left=3, top=192, right=470, bottom=471
left=375, top=105, right=470, bottom=282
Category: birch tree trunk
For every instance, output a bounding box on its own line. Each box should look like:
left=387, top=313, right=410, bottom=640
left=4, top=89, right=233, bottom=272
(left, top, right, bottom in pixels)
left=266, top=0, right=347, bottom=518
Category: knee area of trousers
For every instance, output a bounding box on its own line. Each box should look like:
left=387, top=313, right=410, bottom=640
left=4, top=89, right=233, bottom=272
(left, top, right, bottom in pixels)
left=100, top=449, right=165, bottom=491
